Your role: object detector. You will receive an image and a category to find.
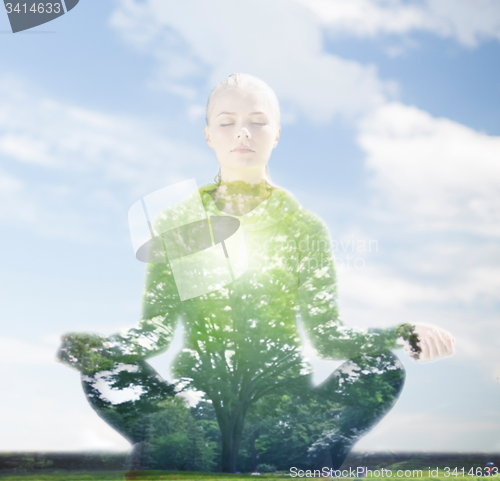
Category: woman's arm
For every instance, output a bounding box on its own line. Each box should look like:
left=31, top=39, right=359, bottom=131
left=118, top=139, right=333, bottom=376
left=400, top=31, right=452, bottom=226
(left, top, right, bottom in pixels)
left=104, top=261, right=180, bottom=363
left=57, top=261, right=181, bottom=373
left=399, top=323, right=454, bottom=362
left=295, top=211, right=418, bottom=360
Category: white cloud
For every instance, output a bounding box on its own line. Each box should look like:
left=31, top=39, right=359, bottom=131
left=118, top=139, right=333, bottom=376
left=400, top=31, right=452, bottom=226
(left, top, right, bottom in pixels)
left=332, top=218, right=500, bottom=376
left=0, top=336, right=57, bottom=365
left=0, top=386, right=130, bottom=451
left=109, top=0, right=395, bottom=122
left=0, top=75, right=215, bottom=239
left=295, top=0, right=500, bottom=47
left=427, top=0, right=500, bottom=47
left=0, top=168, right=37, bottom=224
left=338, top=263, right=444, bottom=309
left=0, top=76, right=212, bottom=191
left=339, top=265, right=500, bottom=358
left=0, top=167, right=105, bottom=241
left=284, top=99, right=500, bottom=389
left=294, top=0, right=429, bottom=36
left=358, top=102, right=500, bottom=237
left=355, top=410, right=500, bottom=451
left=107, top=0, right=500, bottom=130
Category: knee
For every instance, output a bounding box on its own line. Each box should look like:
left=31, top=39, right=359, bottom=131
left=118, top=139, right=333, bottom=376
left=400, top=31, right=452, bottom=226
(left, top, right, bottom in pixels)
left=363, top=351, right=406, bottom=397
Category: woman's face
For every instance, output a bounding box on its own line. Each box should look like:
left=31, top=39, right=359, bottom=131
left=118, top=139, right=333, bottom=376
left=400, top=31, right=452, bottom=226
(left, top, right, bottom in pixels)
left=204, top=88, right=281, bottom=180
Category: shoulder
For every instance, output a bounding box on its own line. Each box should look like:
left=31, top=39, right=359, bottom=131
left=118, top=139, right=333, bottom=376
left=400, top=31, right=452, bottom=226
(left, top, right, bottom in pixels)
left=271, top=188, right=331, bottom=245
left=291, top=206, right=326, bottom=227
left=286, top=198, right=330, bottom=237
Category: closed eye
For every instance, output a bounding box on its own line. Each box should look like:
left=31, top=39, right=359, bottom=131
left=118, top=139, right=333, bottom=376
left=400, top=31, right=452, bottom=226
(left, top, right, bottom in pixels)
left=219, top=123, right=267, bottom=127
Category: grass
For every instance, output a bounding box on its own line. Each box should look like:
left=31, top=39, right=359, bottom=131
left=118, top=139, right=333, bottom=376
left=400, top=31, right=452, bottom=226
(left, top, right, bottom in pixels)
left=0, top=470, right=480, bottom=481
left=0, top=470, right=291, bottom=480
left=0, top=471, right=284, bottom=480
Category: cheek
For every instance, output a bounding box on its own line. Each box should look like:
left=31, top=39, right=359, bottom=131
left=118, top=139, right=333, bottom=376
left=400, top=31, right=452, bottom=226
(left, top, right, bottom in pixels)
left=216, top=127, right=234, bottom=139
left=212, top=131, right=232, bottom=148
left=260, top=131, right=277, bottom=147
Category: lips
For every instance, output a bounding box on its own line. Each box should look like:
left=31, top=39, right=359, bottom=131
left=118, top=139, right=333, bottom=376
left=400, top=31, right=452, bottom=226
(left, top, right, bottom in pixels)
left=232, top=148, right=254, bottom=153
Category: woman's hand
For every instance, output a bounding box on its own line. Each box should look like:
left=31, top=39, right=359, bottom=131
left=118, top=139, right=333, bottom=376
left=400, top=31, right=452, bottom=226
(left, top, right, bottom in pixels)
left=402, top=324, right=455, bottom=363
left=56, top=332, right=114, bottom=374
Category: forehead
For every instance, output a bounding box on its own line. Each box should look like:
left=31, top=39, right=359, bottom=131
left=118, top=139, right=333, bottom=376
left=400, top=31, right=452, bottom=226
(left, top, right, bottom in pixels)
left=212, top=89, right=274, bottom=117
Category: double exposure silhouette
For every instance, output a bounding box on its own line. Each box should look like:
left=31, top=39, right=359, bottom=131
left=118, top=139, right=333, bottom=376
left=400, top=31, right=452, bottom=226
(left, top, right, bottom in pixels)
left=57, top=73, right=454, bottom=474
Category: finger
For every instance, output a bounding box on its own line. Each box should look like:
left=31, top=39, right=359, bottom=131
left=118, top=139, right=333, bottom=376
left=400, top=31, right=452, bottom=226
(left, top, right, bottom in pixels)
left=426, top=332, right=439, bottom=360
left=433, top=329, right=448, bottom=357
left=420, top=333, right=431, bottom=361
left=438, top=330, right=454, bottom=356
left=443, top=333, right=454, bottom=355
left=430, top=331, right=444, bottom=359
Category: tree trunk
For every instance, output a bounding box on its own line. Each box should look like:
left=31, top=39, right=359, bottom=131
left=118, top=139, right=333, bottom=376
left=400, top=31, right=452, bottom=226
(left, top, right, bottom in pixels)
left=220, top=427, right=238, bottom=473
left=217, top=407, right=247, bottom=472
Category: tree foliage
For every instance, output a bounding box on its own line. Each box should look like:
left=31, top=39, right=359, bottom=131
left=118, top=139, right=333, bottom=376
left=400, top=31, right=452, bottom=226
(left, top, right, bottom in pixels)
left=58, top=184, right=409, bottom=472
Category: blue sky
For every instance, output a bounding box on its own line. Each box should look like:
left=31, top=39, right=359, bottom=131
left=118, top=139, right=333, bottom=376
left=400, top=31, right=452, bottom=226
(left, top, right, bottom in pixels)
left=0, top=0, right=499, bottom=453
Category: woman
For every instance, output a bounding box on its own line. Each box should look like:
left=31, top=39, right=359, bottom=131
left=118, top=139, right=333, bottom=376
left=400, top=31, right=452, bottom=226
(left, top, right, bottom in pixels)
left=57, top=73, right=454, bottom=474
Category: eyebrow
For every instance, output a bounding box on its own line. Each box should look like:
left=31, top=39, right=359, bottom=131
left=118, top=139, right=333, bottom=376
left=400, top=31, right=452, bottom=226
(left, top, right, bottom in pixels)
left=216, top=111, right=268, bottom=117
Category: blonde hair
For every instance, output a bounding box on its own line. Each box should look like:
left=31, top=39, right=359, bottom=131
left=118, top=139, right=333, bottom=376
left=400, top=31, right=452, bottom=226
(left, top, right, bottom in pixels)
left=206, top=73, right=280, bottom=187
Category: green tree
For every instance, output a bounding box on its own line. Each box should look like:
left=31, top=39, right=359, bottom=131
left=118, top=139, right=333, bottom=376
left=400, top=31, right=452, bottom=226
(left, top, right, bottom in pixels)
left=57, top=183, right=412, bottom=472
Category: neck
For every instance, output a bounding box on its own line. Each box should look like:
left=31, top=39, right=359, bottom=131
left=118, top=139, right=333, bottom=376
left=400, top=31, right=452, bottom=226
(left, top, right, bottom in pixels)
left=219, top=166, right=266, bottom=184
left=211, top=178, right=272, bottom=216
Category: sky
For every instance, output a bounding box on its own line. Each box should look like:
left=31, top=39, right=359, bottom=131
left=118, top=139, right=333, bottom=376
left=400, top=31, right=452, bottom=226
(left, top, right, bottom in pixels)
left=0, top=0, right=499, bottom=454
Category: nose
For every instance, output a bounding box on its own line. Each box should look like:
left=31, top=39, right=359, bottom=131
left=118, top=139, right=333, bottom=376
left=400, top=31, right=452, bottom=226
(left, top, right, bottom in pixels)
left=237, top=127, right=251, bottom=139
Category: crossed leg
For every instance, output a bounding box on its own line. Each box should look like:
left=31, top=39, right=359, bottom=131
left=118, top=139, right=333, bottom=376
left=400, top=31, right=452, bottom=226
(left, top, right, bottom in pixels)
left=80, top=351, right=405, bottom=472
left=308, top=351, right=406, bottom=471
left=81, top=361, right=176, bottom=445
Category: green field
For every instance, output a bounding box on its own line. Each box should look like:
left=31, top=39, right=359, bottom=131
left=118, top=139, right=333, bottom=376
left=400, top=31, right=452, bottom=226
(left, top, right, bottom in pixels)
left=0, top=471, right=284, bottom=481
left=0, top=470, right=481, bottom=481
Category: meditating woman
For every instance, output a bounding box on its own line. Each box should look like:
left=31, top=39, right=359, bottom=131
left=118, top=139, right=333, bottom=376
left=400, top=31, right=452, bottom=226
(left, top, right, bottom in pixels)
left=57, top=72, right=454, bottom=474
